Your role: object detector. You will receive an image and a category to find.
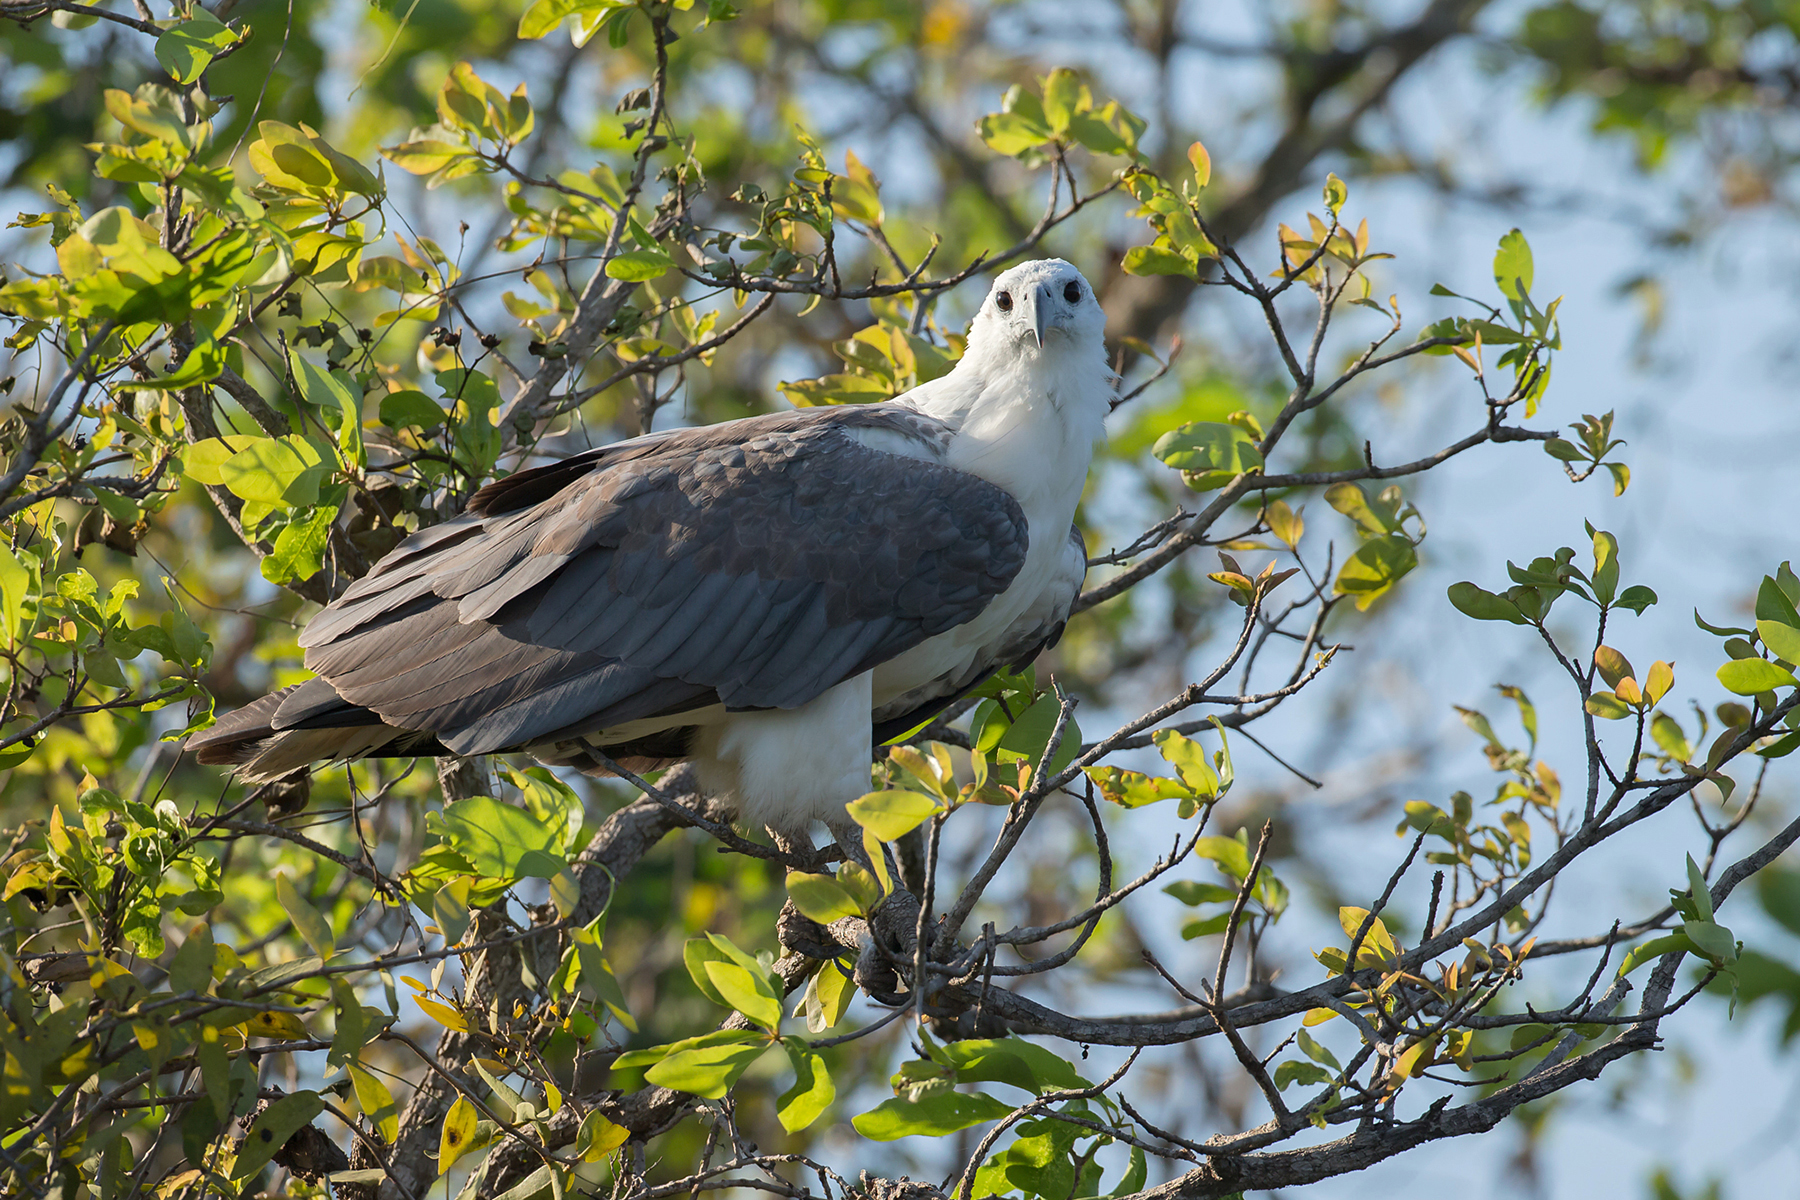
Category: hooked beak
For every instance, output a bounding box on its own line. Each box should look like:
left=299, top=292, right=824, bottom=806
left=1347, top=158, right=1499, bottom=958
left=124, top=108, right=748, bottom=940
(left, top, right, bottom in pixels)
left=1026, top=284, right=1051, bottom=349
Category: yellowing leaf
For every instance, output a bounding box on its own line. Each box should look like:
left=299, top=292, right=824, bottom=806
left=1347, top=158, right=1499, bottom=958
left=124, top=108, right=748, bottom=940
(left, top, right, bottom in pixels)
left=575, top=1108, right=629, bottom=1161
left=438, top=1095, right=478, bottom=1174
left=1187, top=140, right=1212, bottom=188
left=414, top=995, right=468, bottom=1032
left=243, top=1011, right=309, bottom=1041
left=1338, top=907, right=1398, bottom=966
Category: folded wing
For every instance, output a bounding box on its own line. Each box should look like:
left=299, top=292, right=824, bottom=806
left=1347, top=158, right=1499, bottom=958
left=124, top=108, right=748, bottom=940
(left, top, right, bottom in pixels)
left=193, top=407, right=1030, bottom=767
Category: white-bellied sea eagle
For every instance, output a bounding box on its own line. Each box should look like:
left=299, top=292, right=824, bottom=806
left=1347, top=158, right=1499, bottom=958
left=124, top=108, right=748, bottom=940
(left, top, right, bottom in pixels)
left=190, top=258, right=1112, bottom=842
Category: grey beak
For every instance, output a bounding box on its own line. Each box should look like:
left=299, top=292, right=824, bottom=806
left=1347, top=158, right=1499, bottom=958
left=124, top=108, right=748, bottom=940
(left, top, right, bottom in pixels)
left=1030, top=285, right=1051, bottom=349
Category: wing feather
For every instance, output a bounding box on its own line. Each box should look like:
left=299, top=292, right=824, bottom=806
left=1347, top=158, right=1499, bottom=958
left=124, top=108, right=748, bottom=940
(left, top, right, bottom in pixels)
left=291, top=405, right=1028, bottom=754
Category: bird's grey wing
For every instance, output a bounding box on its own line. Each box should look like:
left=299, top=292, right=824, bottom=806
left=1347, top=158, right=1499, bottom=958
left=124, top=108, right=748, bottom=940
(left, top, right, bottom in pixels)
left=870, top=522, right=1087, bottom=742
left=295, top=408, right=1029, bottom=755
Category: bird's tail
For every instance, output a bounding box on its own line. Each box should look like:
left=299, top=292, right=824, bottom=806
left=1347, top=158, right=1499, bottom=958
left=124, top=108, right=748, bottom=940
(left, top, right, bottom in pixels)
left=187, top=678, right=449, bottom=783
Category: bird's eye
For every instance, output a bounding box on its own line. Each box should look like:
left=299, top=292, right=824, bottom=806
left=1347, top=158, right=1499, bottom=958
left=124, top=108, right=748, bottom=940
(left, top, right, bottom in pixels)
left=995, top=290, right=1013, bottom=312
left=1063, top=280, right=1081, bottom=303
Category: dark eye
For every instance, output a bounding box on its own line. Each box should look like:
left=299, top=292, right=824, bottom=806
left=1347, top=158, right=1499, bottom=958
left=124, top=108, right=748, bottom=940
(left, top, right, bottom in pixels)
left=1063, top=280, right=1081, bottom=303
left=995, top=290, right=1013, bottom=312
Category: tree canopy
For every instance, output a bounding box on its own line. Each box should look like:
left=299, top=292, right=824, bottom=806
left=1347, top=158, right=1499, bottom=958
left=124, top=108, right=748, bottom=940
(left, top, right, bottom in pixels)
left=3, top=1, right=1800, bottom=1198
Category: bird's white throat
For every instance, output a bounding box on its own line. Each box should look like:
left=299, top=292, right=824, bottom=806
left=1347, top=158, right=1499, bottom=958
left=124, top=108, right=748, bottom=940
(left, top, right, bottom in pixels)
left=909, top=331, right=1111, bottom=527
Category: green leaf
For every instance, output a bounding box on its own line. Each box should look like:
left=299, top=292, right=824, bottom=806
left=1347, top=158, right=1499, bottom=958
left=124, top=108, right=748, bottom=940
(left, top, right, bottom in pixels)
left=219, top=436, right=329, bottom=508
left=1758, top=619, right=1800, bottom=666
left=845, top=789, right=941, bottom=843
left=1493, top=228, right=1534, bottom=302
left=942, top=1037, right=1088, bottom=1095
left=976, top=112, right=1053, bottom=156
left=262, top=505, right=338, bottom=586
left=154, top=10, right=235, bottom=85
left=1296, top=1028, right=1342, bottom=1070
left=604, top=249, right=675, bottom=281
left=1589, top=527, right=1619, bottom=606
left=1619, top=932, right=1695, bottom=977
left=1447, top=581, right=1528, bottom=624
left=1584, top=692, right=1632, bottom=720
left=518, top=0, right=629, bottom=40
left=1651, top=712, right=1692, bottom=761
left=275, top=874, right=334, bottom=960
left=1543, top=438, right=1586, bottom=462
left=381, top=139, right=469, bottom=176
left=1153, top=421, right=1262, bottom=475
left=803, top=963, right=854, bottom=1032
left=0, top=544, right=30, bottom=649
left=1718, top=658, right=1797, bottom=695
left=1121, top=245, right=1197, bottom=278
left=994, top=694, right=1081, bottom=777
left=1067, top=111, right=1129, bottom=155
left=1333, top=536, right=1417, bottom=610
left=1685, top=855, right=1714, bottom=922
left=1324, top=481, right=1403, bottom=538
left=1322, top=172, right=1347, bottom=213
left=1682, top=919, right=1737, bottom=963
left=852, top=1089, right=1014, bottom=1141
left=379, top=390, right=446, bottom=431
left=1153, top=729, right=1220, bottom=797
left=1274, top=1059, right=1333, bottom=1090
left=702, top=960, right=783, bottom=1030
left=180, top=435, right=262, bottom=486
left=643, top=1035, right=767, bottom=1099
left=1041, top=68, right=1082, bottom=133
left=1756, top=575, right=1800, bottom=628
left=777, top=1040, right=835, bottom=1132
left=433, top=797, right=565, bottom=883
left=432, top=879, right=472, bottom=946
left=169, top=925, right=214, bottom=994
left=469, top=1059, right=525, bottom=1122
left=504, top=764, right=585, bottom=854
left=786, top=872, right=862, bottom=923
left=1163, top=880, right=1239, bottom=906
left=287, top=350, right=363, bottom=467
left=1193, top=835, right=1252, bottom=880
left=231, top=1091, right=324, bottom=1180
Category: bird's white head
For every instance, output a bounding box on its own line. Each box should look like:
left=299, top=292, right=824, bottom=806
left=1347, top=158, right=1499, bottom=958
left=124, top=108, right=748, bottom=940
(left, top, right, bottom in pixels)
left=966, top=258, right=1106, bottom=363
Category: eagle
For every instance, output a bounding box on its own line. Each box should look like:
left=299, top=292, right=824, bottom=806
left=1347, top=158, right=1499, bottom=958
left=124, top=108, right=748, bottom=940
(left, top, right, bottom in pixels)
left=190, top=259, right=1112, bottom=842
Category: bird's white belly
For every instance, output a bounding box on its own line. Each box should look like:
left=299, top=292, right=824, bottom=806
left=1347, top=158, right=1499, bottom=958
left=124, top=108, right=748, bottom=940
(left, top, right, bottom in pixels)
left=688, top=669, right=874, bottom=834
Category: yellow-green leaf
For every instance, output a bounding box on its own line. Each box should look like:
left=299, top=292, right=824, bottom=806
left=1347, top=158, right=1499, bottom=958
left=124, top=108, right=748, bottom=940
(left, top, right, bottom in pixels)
left=349, top=1063, right=399, bottom=1143
left=276, top=874, right=335, bottom=961
left=845, top=789, right=941, bottom=843
left=786, top=871, right=862, bottom=923
left=1718, top=658, right=1797, bottom=695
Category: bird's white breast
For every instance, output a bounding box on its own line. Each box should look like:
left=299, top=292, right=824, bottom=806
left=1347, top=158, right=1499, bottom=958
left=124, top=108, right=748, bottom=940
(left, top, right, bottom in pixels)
left=869, top=344, right=1108, bottom=706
